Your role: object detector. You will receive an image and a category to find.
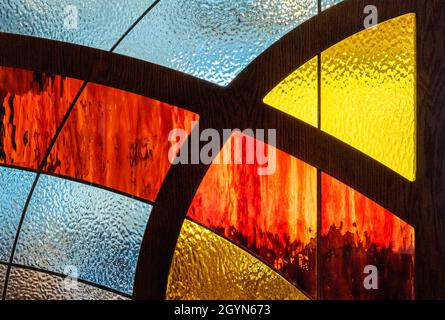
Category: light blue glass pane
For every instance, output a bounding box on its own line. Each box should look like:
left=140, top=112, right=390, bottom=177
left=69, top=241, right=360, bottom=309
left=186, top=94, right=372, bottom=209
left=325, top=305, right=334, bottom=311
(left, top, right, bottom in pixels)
left=321, top=0, right=344, bottom=10
left=0, top=167, right=36, bottom=263
left=14, top=175, right=152, bottom=295
left=0, top=0, right=155, bottom=50
left=115, top=0, right=318, bottom=86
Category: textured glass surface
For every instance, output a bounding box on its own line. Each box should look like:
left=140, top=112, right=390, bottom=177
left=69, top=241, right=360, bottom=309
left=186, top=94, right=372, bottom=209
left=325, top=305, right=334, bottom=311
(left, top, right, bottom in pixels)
left=0, top=65, right=83, bottom=169
left=14, top=175, right=152, bottom=295
left=187, top=133, right=317, bottom=297
left=44, top=82, right=199, bottom=202
left=167, top=219, right=308, bottom=300
left=6, top=267, right=128, bottom=300
left=263, top=56, right=318, bottom=127
left=0, top=0, right=154, bottom=50
left=0, top=167, right=36, bottom=262
left=0, top=264, right=6, bottom=294
left=115, top=0, right=318, bottom=86
left=321, top=0, right=344, bottom=10
left=321, top=173, right=415, bottom=299
left=321, top=14, right=416, bottom=181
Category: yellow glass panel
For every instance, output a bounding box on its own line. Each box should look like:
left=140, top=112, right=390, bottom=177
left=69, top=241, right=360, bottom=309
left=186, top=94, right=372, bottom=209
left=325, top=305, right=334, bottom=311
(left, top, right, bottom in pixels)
left=321, top=13, right=416, bottom=181
left=263, top=56, right=318, bottom=127
left=166, top=219, right=309, bottom=300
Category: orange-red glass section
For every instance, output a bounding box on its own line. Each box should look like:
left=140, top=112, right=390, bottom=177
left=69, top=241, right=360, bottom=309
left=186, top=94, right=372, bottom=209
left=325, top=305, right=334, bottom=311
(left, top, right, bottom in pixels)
left=321, top=173, right=415, bottom=299
left=187, top=133, right=317, bottom=296
left=0, top=66, right=83, bottom=169
left=44, top=82, right=198, bottom=202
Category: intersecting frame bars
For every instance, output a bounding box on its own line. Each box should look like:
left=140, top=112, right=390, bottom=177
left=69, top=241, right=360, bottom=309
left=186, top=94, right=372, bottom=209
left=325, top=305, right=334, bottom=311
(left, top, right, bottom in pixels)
left=0, top=0, right=443, bottom=300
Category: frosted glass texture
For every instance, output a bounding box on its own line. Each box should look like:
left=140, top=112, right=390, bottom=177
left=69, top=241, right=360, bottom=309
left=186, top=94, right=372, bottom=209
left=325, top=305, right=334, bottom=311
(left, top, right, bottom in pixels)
left=14, top=175, right=152, bottom=295
left=0, top=167, right=36, bottom=262
left=321, top=0, right=344, bottom=10
left=0, top=264, right=6, bottom=294
left=0, top=0, right=154, bottom=50
left=116, top=0, right=318, bottom=86
left=6, top=267, right=128, bottom=300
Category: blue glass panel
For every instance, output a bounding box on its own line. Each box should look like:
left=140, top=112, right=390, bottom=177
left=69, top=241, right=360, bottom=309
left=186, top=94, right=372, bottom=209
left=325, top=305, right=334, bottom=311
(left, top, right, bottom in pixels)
left=321, top=0, right=344, bottom=10
left=14, top=175, right=152, bottom=295
left=0, top=167, right=36, bottom=263
left=115, top=0, right=318, bottom=86
left=0, top=0, right=155, bottom=50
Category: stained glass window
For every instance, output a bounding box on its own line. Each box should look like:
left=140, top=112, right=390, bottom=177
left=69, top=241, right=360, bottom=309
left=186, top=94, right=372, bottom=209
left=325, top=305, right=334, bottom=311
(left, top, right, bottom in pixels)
left=0, top=0, right=423, bottom=301
left=0, top=63, right=199, bottom=299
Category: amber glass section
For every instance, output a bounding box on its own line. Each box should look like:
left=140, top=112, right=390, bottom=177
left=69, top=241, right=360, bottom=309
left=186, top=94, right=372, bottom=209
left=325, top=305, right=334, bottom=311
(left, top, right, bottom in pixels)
left=321, top=14, right=416, bottom=181
left=167, top=219, right=308, bottom=300
left=263, top=56, right=318, bottom=127
left=187, top=133, right=317, bottom=297
left=0, top=66, right=83, bottom=169
left=321, top=173, right=415, bottom=299
left=44, top=82, right=199, bottom=202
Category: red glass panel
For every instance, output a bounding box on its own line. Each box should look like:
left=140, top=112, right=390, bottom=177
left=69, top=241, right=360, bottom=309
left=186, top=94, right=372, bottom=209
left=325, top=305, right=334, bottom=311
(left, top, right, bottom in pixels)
left=44, top=82, right=199, bottom=202
left=187, top=132, right=317, bottom=297
left=321, top=173, right=415, bottom=299
left=0, top=66, right=83, bottom=169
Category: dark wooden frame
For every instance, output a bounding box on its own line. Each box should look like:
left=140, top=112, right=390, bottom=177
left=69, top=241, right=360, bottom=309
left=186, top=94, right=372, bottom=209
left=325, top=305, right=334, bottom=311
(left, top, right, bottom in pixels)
left=0, top=0, right=444, bottom=299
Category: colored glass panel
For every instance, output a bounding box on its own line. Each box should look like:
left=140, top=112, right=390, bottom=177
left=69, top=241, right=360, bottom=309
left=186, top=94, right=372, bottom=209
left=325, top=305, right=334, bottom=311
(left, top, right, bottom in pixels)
left=321, top=14, right=416, bottom=181
left=263, top=56, right=318, bottom=127
left=0, top=66, right=83, bottom=169
left=187, top=132, right=317, bottom=297
left=321, top=0, right=344, bottom=10
left=43, top=82, right=199, bottom=202
left=0, top=167, right=36, bottom=262
left=167, top=219, right=308, bottom=300
left=321, top=173, right=415, bottom=299
left=0, top=0, right=154, bottom=50
left=14, top=174, right=152, bottom=295
left=0, top=263, right=6, bottom=294
left=6, top=267, right=127, bottom=300
left=115, top=0, right=318, bottom=86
